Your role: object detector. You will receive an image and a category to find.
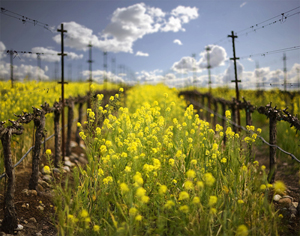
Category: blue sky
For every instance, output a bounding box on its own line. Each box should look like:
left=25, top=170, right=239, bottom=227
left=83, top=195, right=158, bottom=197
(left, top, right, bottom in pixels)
left=0, top=0, right=299, bottom=89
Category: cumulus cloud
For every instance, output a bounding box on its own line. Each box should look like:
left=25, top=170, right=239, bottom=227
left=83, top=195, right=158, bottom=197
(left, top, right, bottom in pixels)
left=288, top=63, right=300, bottom=84
left=136, top=69, right=164, bottom=83
left=81, top=70, right=124, bottom=83
left=136, top=51, right=149, bottom=57
left=52, top=3, right=199, bottom=53
left=23, top=47, right=83, bottom=62
left=0, top=41, right=6, bottom=60
left=198, top=45, right=227, bottom=69
left=172, top=56, right=200, bottom=73
left=173, top=39, right=182, bottom=45
left=161, top=6, right=198, bottom=32
left=161, top=16, right=183, bottom=32
left=165, top=61, right=300, bottom=89
left=216, top=61, right=300, bottom=90
left=221, top=60, right=244, bottom=84
left=0, top=62, right=49, bottom=81
left=171, top=6, right=199, bottom=23
left=164, top=73, right=177, bottom=80
left=53, top=21, right=99, bottom=51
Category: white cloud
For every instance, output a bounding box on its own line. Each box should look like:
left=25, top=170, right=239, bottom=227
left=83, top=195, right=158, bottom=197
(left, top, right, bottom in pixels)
left=0, top=62, right=49, bottom=81
left=161, top=16, right=184, bottom=32
left=82, top=70, right=124, bottom=83
left=163, top=61, right=300, bottom=89
left=164, top=73, right=177, bottom=80
left=136, top=69, right=163, bottom=83
left=66, top=51, right=84, bottom=60
left=198, top=45, right=227, bottom=69
left=221, top=60, right=244, bottom=84
left=0, top=41, right=6, bottom=60
left=173, top=39, right=182, bottom=45
left=162, top=6, right=198, bottom=32
left=52, top=4, right=199, bottom=53
left=171, top=6, right=199, bottom=23
left=216, top=61, right=300, bottom=90
left=240, top=2, right=247, bottom=8
left=23, top=47, right=83, bottom=62
left=53, top=21, right=99, bottom=51
left=172, top=56, right=200, bottom=73
left=136, top=51, right=149, bottom=57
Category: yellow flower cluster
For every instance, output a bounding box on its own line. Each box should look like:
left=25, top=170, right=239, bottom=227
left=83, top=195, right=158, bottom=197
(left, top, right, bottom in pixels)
left=56, top=84, right=283, bottom=235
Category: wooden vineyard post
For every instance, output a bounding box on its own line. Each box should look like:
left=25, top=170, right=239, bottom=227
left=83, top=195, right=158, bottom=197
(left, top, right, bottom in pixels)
left=76, top=101, right=83, bottom=145
left=206, top=94, right=211, bottom=122
left=200, top=95, right=205, bottom=120
left=213, top=99, right=218, bottom=129
left=268, top=112, right=277, bottom=183
left=29, top=108, right=46, bottom=190
left=57, top=23, right=68, bottom=162
left=53, top=102, right=61, bottom=168
left=66, top=98, right=74, bottom=156
left=0, top=122, right=23, bottom=233
left=228, top=31, right=241, bottom=130
left=245, top=107, right=252, bottom=126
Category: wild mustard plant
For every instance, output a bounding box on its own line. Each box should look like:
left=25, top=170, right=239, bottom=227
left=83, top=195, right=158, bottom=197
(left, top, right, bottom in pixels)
left=54, top=84, right=281, bottom=235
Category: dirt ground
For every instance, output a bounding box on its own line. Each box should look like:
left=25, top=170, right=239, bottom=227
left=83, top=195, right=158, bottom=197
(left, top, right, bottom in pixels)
left=0, top=143, right=299, bottom=236
left=0, top=144, right=86, bottom=236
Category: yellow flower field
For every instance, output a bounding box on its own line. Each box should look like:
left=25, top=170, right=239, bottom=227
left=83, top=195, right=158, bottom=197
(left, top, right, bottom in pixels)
left=54, top=84, right=281, bottom=236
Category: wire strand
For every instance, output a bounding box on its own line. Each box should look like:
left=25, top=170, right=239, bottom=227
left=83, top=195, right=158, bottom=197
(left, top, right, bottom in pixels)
left=186, top=97, right=300, bottom=163
left=236, top=6, right=300, bottom=34
left=1, top=7, right=54, bottom=33
left=239, top=46, right=300, bottom=60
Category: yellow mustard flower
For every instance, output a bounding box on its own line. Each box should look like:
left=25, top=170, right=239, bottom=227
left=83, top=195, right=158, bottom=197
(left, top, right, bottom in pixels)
left=129, top=207, right=138, bottom=216
left=169, top=158, right=175, bottom=166
left=236, top=224, right=248, bottom=236
left=208, top=196, right=217, bottom=207
left=159, top=185, right=167, bottom=195
left=273, top=181, right=286, bottom=194
left=186, top=169, right=196, bottom=179
left=260, top=184, right=266, bottom=190
left=184, top=180, right=194, bottom=190
left=179, top=205, right=189, bottom=213
left=178, top=191, right=189, bottom=200
left=225, top=110, right=231, bottom=118
left=164, top=200, right=175, bottom=209
left=192, top=197, right=200, bottom=204
left=136, top=187, right=146, bottom=198
left=43, top=165, right=51, bottom=175
left=93, top=225, right=100, bottom=232
left=80, top=209, right=89, bottom=218
left=135, top=215, right=142, bottom=221
left=120, top=183, right=129, bottom=193
left=204, top=173, right=215, bottom=186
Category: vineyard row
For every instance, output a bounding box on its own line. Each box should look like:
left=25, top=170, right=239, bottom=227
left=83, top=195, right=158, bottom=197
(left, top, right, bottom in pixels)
left=179, top=90, right=300, bottom=183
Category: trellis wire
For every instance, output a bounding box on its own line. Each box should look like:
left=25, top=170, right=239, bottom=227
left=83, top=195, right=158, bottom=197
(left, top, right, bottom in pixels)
left=188, top=97, right=300, bottom=164
left=0, top=113, right=85, bottom=180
